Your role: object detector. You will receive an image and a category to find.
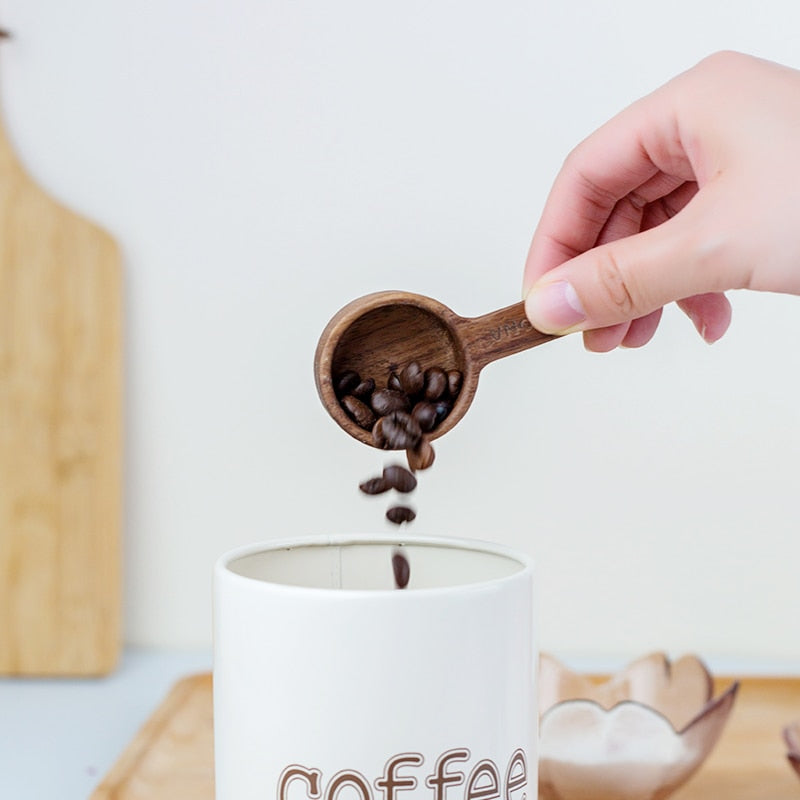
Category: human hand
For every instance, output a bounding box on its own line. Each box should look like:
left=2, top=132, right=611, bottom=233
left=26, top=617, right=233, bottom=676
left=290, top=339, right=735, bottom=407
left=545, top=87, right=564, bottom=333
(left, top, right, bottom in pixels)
left=522, top=51, right=800, bottom=351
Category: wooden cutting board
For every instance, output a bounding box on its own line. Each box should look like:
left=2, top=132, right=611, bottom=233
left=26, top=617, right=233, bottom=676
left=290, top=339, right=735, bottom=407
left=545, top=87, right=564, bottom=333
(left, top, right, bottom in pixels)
left=91, top=674, right=800, bottom=799
left=0, top=111, right=122, bottom=675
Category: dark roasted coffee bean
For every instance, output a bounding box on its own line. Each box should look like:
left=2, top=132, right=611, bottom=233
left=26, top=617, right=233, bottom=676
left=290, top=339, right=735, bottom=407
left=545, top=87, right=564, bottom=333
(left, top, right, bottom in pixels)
left=380, top=411, right=422, bottom=450
left=400, top=361, right=424, bottom=395
left=359, top=476, right=389, bottom=495
left=386, top=505, right=416, bottom=525
left=433, top=399, right=451, bottom=426
left=371, top=388, right=411, bottom=416
left=407, top=438, right=435, bottom=471
left=341, top=395, right=376, bottom=429
left=423, top=367, right=447, bottom=401
left=392, top=550, right=410, bottom=589
left=411, top=401, right=437, bottom=432
left=372, top=417, right=390, bottom=449
left=352, top=378, right=375, bottom=399
left=335, top=370, right=360, bottom=396
left=447, top=370, right=463, bottom=397
left=383, top=464, right=417, bottom=493
left=387, top=371, right=403, bottom=392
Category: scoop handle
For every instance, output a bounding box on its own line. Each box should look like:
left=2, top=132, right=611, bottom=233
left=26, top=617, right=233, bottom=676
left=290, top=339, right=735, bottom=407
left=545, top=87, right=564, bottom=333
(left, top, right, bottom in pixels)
left=458, top=301, right=557, bottom=369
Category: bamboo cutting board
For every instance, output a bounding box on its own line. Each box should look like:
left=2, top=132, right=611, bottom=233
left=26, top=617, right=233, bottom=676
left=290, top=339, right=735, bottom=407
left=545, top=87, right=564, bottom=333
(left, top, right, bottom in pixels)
left=0, top=109, right=122, bottom=675
left=91, top=674, right=800, bottom=799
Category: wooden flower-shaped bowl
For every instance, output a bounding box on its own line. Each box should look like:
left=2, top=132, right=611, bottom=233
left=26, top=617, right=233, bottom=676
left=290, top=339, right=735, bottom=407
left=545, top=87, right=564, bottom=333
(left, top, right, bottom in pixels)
left=784, top=721, right=800, bottom=779
left=538, top=652, right=739, bottom=800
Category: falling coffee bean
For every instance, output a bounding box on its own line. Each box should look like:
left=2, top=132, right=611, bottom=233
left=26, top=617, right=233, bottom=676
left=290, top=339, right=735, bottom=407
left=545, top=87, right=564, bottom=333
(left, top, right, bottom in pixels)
left=380, top=411, right=422, bottom=450
left=372, top=417, right=389, bottom=448
left=383, top=464, right=417, bottom=493
left=407, top=438, right=435, bottom=471
left=386, top=505, right=416, bottom=524
left=359, top=476, right=389, bottom=495
left=371, top=388, right=411, bottom=416
left=411, top=401, right=437, bottom=432
left=341, top=395, right=376, bottom=430
left=392, top=549, right=410, bottom=589
left=400, top=361, right=424, bottom=395
left=423, top=367, right=447, bottom=401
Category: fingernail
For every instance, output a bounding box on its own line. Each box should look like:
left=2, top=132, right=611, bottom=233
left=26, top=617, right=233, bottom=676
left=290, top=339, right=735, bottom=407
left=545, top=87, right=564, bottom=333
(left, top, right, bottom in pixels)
left=525, top=280, right=586, bottom=333
left=685, top=310, right=716, bottom=344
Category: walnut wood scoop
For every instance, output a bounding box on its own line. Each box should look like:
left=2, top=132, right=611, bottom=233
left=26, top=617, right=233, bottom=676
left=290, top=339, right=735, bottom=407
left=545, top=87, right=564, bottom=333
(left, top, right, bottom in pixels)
left=314, top=291, right=557, bottom=447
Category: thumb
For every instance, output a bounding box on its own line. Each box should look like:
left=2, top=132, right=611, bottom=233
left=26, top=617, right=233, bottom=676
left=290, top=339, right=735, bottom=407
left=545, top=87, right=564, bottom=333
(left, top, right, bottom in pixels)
left=524, top=205, right=734, bottom=334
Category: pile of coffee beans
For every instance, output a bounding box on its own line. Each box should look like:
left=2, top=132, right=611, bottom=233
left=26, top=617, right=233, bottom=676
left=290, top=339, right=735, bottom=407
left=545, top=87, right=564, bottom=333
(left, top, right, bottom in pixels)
left=334, top=359, right=462, bottom=474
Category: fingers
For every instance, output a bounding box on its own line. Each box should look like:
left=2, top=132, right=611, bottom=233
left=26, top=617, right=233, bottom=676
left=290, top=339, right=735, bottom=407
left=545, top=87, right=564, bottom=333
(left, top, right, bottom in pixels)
left=524, top=186, right=740, bottom=336
left=581, top=309, right=663, bottom=352
left=641, top=181, right=698, bottom=231
left=621, top=308, right=663, bottom=348
left=677, top=293, right=732, bottom=343
left=582, top=322, right=630, bottom=353
left=594, top=177, right=695, bottom=249
left=580, top=297, right=725, bottom=352
left=523, top=82, right=694, bottom=294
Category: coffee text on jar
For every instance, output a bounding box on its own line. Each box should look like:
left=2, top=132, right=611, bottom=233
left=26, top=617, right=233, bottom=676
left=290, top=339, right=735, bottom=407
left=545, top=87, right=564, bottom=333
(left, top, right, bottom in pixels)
left=278, top=747, right=528, bottom=800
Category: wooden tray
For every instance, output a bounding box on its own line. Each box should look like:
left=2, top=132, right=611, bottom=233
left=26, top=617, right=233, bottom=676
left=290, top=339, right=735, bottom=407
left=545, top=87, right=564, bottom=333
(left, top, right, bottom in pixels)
left=90, top=674, right=800, bottom=799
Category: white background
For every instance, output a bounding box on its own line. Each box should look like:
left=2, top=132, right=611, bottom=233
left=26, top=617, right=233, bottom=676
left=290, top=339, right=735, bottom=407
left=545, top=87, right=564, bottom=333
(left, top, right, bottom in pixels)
left=1, top=0, right=798, bottom=666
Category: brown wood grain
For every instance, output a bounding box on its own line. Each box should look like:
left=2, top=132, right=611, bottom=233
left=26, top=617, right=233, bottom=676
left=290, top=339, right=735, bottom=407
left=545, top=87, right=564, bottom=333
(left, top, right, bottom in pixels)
left=0, top=118, right=122, bottom=675
left=458, top=302, right=556, bottom=370
left=91, top=674, right=800, bottom=799
left=91, top=674, right=215, bottom=800
left=673, top=677, right=800, bottom=800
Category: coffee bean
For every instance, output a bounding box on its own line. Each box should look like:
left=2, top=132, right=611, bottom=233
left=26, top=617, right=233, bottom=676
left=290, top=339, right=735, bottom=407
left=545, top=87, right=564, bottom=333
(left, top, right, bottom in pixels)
left=447, top=370, right=463, bottom=397
left=371, top=388, right=411, bottom=416
left=380, top=411, right=422, bottom=450
left=359, top=476, right=389, bottom=495
left=383, top=464, right=417, bottom=493
left=372, top=417, right=388, bottom=448
left=335, top=370, right=360, bottom=396
left=400, top=361, right=424, bottom=395
left=387, top=372, right=403, bottom=392
left=341, top=395, right=376, bottom=429
left=407, top=438, right=435, bottom=471
left=352, top=378, right=375, bottom=400
left=433, top=399, right=451, bottom=426
left=386, top=505, right=416, bottom=524
left=392, top=550, right=410, bottom=589
left=423, top=367, right=447, bottom=401
left=411, top=401, right=437, bottom=432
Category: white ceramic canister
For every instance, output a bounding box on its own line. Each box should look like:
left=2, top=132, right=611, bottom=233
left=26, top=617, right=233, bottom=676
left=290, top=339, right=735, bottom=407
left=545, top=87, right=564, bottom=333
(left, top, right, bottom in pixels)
left=214, top=534, right=536, bottom=800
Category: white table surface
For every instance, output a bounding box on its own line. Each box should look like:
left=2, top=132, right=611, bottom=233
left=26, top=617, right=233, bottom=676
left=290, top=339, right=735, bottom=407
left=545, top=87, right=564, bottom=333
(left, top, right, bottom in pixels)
left=0, top=648, right=212, bottom=800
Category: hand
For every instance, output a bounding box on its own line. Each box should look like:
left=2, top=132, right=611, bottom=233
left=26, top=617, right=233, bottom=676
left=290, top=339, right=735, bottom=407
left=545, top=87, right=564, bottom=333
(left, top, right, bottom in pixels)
left=522, top=51, right=800, bottom=352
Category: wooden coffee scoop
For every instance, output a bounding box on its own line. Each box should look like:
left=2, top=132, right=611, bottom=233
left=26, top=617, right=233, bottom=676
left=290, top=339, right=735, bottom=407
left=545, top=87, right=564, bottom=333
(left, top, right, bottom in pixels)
left=314, top=291, right=557, bottom=447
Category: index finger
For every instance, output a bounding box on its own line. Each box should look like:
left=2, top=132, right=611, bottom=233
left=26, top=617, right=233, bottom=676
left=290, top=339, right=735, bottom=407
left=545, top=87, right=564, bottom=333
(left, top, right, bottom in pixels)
left=523, top=82, right=695, bottom=291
